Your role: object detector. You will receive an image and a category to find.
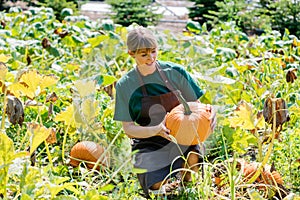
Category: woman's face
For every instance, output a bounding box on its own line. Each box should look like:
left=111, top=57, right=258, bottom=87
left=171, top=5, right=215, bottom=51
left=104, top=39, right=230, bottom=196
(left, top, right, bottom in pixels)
left=129, top=48, right=158, bottom=68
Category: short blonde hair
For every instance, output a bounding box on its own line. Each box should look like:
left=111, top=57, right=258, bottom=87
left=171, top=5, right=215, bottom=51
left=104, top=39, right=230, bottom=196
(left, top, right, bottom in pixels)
left=127, top=27, right=158, bottom=52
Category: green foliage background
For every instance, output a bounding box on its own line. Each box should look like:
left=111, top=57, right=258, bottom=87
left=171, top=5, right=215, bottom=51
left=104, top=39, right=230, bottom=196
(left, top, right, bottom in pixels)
left=0, top=3, right=299, bottom=200
left=188, top=0, right=300, bottom=36
left=106, top=0, right=162, bottom=27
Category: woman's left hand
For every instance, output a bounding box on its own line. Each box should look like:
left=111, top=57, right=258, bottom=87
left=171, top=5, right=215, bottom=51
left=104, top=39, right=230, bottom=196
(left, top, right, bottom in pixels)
left=210, top=106, right=217, bottom=131
left=156, top=116, right=171, bottom=140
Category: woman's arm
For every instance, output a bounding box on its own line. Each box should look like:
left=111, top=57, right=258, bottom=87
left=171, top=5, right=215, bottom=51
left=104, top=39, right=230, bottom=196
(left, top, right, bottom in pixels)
left=122, top=118, right=170, bottom=140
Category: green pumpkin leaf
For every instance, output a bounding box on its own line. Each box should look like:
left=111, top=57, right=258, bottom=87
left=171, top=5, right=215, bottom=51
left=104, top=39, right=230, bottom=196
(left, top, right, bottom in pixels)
left=216, top=47, right=237, bottom=62
left=186, top=20, right=202, bottom=34
left=88, top=35, right=109, bottom=48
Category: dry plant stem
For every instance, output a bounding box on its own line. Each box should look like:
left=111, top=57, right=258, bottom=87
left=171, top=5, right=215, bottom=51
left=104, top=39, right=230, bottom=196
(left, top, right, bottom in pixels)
left=44, top=140, right=53, bottom=167
left=103, top=157, right=132, bottom=186
left=91, top=128, right=122, bottom=171
left=1, top=87, right=7, bottom=131
left=36, top=106, right=53, bottom=167
left=229, top=158, right=236, bottom=200
left=62, top=123, right=71, bottom=164
left=253, top=129, right=263, bottom=162
left=248, top=98, right=277, bottom=184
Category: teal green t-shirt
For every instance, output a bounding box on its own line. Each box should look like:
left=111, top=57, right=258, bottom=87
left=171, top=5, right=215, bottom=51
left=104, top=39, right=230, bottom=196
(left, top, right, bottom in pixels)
left=113, top=60, right=204, bottom=122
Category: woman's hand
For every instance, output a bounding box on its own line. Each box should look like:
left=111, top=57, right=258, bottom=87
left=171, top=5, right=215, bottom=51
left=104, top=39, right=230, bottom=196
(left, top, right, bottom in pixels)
left=156, top=116, right=171, bottom=140
left=122, top=116, right=171, bottom=139
left=210, top=106, right=217, bottom=131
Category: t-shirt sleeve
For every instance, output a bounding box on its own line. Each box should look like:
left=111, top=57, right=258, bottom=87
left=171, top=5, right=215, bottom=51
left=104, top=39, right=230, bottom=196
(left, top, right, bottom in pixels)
left=171, top=64, right=204, bottom=101
left=113, top=81, right=133, bottom=122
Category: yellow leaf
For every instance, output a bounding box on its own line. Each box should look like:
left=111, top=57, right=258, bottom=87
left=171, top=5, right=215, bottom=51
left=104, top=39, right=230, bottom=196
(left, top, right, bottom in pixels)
left=66, top=63, right=79, bottom=71
left=0, top=54, right=10, bottom=63
left=27, top=123, right=51, bottom=155
left=8, top=70, right=58, bottom=99
left=255, top=112, right=265, bottom=129
left=101, top=103, right=114, bottom=122
left=293, top=38, right=300, bottom=47
left=7, top=82, right=28, bottom=98
left=54, top=105, right=76, bottom=127
left=40, top=75, right=59, bottom=91
left=73, top=79, right=96, bottom=98
left=230, top=100, right=255, bottom=130
left=0, top=62, right=7, bottom=82
left=247, top=189, right=266, bottom=200
left=81, top=98, right=97, bottom=123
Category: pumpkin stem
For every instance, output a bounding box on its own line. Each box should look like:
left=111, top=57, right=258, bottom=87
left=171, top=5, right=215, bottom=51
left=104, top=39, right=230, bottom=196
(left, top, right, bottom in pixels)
left=176, top=91, right=192, bottom=115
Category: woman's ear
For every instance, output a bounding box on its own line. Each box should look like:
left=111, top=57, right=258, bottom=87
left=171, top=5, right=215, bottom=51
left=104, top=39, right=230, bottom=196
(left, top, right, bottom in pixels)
left=128, top=50, right=135, bottom=57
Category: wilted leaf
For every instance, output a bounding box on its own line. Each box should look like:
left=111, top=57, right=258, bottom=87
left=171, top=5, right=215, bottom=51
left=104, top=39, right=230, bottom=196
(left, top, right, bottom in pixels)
left=255, top=111, right=265, bottom=129
left=46, top=92, right=58, bottom=102
left=263, top=97, right=290, bottom=128
left=286, top=68, right=297, bottom=83
left=6, top=95, right=24, bottom=126
left=46, top=128, right=57, bottom=144
left=42, top=38, right=51, bottom=49
left=27, top=123, right=51, bottom=155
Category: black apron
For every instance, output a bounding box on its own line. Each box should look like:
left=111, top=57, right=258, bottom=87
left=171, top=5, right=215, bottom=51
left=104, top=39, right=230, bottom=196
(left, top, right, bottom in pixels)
left=131, top=63, right=199, bottom=195
left=132, top=62, right=180, bottom=150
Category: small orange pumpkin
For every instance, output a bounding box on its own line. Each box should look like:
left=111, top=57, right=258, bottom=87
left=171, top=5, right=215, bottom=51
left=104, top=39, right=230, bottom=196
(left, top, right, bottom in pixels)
left=166, top=92, right=213, bottom=145
left=261, top=163, right=283, bottom=185
left=214, top=159, right=284, bottom=187
left=69, top=141, right=109, bottom=170
left=243, top=161, right=284, bottom=185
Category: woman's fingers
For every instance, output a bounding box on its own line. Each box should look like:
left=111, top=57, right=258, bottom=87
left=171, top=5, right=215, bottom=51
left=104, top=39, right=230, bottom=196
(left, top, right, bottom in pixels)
left=210, top=106, right=217, bottom=131
left=156, top=118, right=171, bottom=140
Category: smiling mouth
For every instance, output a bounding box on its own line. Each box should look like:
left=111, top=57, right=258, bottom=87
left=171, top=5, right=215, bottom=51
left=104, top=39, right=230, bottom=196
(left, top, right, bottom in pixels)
left=146, top=61, right=155, bottom=66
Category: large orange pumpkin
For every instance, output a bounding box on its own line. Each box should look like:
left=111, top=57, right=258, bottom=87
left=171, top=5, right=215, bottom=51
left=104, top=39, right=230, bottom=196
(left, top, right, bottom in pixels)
left=166, top=100, right=213, bottom=145
left=69, top=141, right=110, bottom=170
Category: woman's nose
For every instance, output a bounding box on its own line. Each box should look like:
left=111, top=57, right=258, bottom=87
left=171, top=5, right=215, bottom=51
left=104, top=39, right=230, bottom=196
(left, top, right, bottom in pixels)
left=148, top=54, right=154, bottom=60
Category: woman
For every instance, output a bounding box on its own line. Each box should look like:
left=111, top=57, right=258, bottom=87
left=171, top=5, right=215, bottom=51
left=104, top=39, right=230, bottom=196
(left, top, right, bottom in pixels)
left=113, top=26, right=215, bottom=197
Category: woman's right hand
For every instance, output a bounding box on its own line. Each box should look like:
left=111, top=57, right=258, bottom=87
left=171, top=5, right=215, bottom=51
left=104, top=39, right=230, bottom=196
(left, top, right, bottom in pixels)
left=122, top=117, right=171, bottom=139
